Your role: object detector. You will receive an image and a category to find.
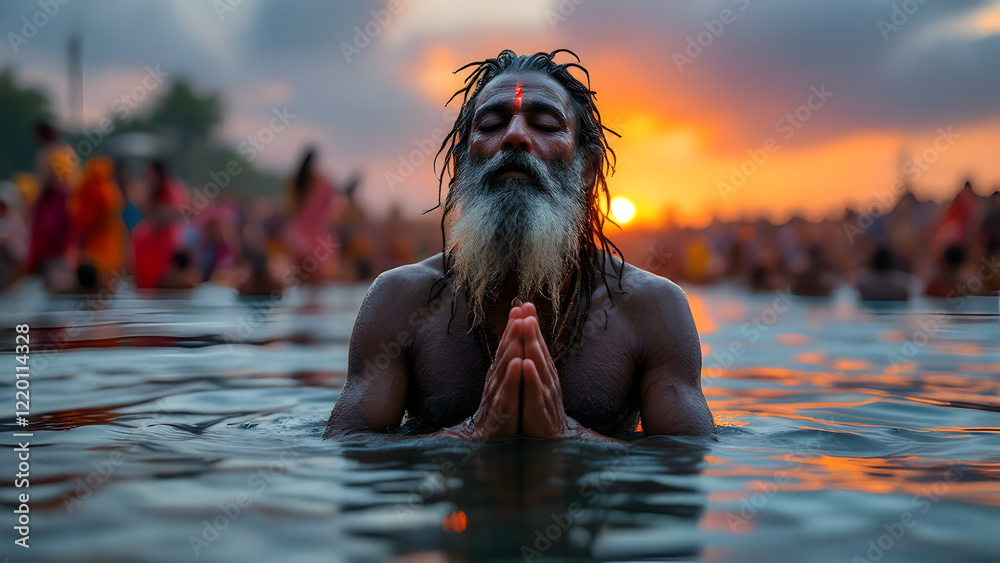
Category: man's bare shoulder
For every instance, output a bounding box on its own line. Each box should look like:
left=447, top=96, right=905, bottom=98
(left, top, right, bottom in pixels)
left=364, top=253, right=447, bottom=311
left=612, top=260, right=703, bottom=389
left=607, top=258, right=693, bottom=323
left=369, top=253, right=444, bottom=292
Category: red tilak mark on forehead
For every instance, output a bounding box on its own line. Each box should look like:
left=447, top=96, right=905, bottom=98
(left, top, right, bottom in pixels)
left=514, top=82, right=523, bottom=110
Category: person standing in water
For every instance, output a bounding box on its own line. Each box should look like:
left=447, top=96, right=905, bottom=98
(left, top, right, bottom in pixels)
left=132, top=161, right=191, bottom=289
left=70, top=156, right=130, bottom=289
left=26, top=123, right=76, bottom=292
left=325, top=50, right=713, bottom=442
left=284, top=149, right=339, bottom=283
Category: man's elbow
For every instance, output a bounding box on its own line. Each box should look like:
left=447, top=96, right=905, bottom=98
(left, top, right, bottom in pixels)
left=640, top=384, right=715, bottom=437
left=643, top=416, right=715, bottom=437
left=322, top=411, right=390, bottom=440
left=679, top=412, right=716, bottom=436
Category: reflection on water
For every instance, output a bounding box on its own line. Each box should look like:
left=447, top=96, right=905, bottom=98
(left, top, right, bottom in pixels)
left=337, top=436, right=708, bottom=561
left=1, top=280, right=998, bottom=562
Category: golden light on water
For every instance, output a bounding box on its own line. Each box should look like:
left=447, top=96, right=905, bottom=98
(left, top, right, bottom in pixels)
left=610, top=196, right=636, bottom=224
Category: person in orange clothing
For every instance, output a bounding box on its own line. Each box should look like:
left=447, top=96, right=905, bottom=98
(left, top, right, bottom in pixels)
left=70, top=156, right=130, bottom=287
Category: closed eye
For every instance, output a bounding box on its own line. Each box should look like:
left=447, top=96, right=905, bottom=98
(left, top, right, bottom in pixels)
left=477, top=121, right=503, bottom=132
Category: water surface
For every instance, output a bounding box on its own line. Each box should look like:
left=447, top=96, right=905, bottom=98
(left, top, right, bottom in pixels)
left=1, top=280, right=998, bottom=562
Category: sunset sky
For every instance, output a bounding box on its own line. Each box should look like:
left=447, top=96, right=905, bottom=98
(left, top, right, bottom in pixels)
left=2, top=0, right=998, bottom=226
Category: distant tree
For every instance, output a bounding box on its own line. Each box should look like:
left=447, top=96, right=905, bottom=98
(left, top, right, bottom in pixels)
left=0, top=68, right=53, bottom=179
left=0, top=70, right=280, bottom=200
left=141, top=79, right=281, bottom=198
left=146, top=79, right=222, bottom=148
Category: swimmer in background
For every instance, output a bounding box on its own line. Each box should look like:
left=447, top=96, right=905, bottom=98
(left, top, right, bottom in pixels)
left=325, top=50, right=713, bottom=442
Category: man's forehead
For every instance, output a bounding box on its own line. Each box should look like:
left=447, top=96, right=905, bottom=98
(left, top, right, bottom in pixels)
left=474, top=72, right=572, bottom=112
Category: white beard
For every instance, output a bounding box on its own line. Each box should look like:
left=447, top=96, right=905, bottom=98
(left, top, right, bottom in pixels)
left=448, top=149, right=587, bottom=327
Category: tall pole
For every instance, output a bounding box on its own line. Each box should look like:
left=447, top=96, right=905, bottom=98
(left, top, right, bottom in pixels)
left=67, top=32, right=82, bottom=132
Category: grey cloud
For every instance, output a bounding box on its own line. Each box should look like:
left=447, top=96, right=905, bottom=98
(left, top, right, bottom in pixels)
left=2, top=0, right=997, bottom=163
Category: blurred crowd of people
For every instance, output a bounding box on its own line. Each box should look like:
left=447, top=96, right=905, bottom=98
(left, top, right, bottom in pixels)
left=0, top=122, right=428, bottom=295
left=2, top=122, right=998, bottom=303
left=633, top=180, right=1000, bottom=301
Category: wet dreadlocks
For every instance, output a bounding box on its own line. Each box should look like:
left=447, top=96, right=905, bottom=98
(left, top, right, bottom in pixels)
left=432, top=48, right=624, bottom=362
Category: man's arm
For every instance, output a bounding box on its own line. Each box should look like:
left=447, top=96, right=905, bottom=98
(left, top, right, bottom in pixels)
left=323, top=264, right=521, bottom=442
left=323, top=269, right=416, bottom=441
left=634, top=278, right=715, bottom=436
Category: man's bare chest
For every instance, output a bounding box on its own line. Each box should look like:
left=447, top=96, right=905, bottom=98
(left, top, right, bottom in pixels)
left=404, top=317, right=641, bottom=435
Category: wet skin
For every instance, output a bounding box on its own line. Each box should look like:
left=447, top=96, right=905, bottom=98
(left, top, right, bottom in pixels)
left=324, top=72, right=714, bottom=442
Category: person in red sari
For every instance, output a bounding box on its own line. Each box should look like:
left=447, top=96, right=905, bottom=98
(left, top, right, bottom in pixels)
left=132, top=161, right=191, bottom=289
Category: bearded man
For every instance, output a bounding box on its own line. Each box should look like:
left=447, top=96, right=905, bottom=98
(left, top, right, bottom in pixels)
left=324, top=50, right=713, bottom=442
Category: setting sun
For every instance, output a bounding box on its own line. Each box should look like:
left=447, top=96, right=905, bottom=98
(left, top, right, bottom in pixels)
left=610, top=196, right=637, bottom=224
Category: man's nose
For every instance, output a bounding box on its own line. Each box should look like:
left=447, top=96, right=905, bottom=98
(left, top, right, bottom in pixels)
left=499, top=115, right=533, bottom=153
